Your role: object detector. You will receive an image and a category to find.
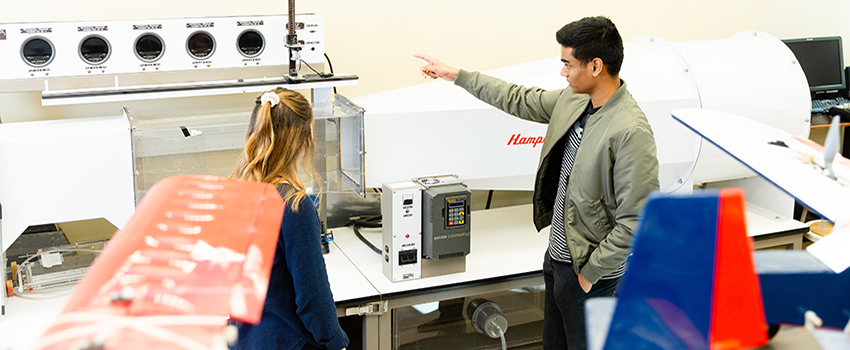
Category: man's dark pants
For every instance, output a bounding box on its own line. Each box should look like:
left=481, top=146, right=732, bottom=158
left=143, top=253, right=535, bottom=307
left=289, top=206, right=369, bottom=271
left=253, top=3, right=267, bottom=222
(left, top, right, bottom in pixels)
left=542, top=251, right=621, bottom=350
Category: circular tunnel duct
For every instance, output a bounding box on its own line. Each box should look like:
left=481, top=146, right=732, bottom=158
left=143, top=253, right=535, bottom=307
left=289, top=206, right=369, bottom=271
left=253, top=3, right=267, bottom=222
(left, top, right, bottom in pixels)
left=672, top=31, right=810, bottom=184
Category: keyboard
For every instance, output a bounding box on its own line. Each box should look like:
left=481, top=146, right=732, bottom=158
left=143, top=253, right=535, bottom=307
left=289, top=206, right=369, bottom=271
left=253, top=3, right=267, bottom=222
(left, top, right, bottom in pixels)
left=812, top=97, right=850, bottom=113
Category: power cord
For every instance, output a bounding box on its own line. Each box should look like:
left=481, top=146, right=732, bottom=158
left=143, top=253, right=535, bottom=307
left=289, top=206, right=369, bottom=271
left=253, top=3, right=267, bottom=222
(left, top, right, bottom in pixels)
left=300, top=60, right=333, bottom=79
left=325, top=53, right=337, bottom=95
left=345, top=215, right=382, bottom=255
left=298, top=53, right=338, bottom=95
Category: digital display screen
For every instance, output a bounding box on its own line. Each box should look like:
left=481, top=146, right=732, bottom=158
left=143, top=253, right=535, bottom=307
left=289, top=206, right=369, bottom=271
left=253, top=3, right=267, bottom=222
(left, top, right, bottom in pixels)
left=449, top=201, right=464, bottom=208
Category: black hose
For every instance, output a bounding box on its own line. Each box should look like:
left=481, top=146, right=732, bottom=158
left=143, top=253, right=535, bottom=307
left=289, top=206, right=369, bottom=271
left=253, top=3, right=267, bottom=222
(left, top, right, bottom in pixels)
left=353, top=226, right=381, bottom=255
left=347, top=215, right=382, bottom=255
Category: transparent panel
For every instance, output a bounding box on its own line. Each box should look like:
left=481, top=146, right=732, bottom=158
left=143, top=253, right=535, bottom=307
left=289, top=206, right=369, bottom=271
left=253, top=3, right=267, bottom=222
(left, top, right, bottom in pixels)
left=130, top=93, right=365, bottom=204
left=130, top=109, right=248, bottom=204
left=311, top=94, right=366, bottom=198
left=393, top=284, right=545, bottom=349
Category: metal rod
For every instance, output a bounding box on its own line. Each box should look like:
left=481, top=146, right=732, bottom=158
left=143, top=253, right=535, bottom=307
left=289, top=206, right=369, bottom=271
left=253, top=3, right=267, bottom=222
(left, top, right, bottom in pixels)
left=288, top=0, right=298, bottom=76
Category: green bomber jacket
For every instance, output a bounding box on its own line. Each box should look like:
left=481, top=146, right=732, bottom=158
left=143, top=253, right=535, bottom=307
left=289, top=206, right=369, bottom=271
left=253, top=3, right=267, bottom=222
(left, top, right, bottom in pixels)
left=455, top=69, right=660, bottom=284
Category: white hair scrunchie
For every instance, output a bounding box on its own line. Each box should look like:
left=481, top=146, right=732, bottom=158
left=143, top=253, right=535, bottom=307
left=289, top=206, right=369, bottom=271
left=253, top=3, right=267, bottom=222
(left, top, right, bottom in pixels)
left=260, top=91, right=280, bottom=108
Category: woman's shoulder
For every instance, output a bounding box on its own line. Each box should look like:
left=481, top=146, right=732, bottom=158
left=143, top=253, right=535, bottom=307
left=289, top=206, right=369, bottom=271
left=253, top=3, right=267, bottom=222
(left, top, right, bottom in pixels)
left=276, top=183, right=318, bottom=222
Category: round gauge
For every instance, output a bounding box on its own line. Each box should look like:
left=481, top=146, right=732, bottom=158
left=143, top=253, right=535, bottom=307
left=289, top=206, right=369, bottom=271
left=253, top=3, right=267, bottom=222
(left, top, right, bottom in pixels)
left=186, top=31, right=215, bottom=60
left=20, top=37, right=55, bottom=67
left=79, top=35, right=111, bottom=65
left=237, top=29, right=264, bottom=58
left=134, top=33, right=165, bottom=62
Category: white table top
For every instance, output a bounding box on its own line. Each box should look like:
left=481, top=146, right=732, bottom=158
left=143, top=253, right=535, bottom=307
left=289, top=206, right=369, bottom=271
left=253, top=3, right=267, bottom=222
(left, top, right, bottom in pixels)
left=324, top=239, right=379, bottom=303
left=328, top=203, right=805, bottom=299
left=0, top=290, right=73, bottom=350
left=745, top=204, right=808, bottom=238
left=331, top=204, right=548, bottom=296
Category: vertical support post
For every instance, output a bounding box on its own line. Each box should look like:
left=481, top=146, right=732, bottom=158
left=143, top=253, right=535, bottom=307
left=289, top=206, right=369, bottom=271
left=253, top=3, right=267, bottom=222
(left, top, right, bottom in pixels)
left=312, top=88, right=333, bottom=232
left=363, top=315, right=380, bottom=350
left=284, top=0, right=304, bottom=82
left=1, top=202, right=5, bottom=322
left=287, top=0, right=298, bottom=77
left=379, top=310, right=392, bottom=350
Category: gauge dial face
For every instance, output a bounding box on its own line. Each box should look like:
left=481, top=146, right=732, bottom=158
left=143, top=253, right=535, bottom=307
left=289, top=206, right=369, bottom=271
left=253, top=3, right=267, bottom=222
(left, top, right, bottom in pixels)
left=237, top=30, right=264, bottom=57
left=135, top=34, right=164, bottom=62
left=22, top=37, right=55, bottom=67
left=80, top=35, right=111, bottom=64
left=187, top=31, right=215, bottom=59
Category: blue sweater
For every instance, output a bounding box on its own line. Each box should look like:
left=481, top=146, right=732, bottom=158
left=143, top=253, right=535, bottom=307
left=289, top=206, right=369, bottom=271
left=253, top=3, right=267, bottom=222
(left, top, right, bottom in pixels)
left=233, top=185, right=349, bottom=350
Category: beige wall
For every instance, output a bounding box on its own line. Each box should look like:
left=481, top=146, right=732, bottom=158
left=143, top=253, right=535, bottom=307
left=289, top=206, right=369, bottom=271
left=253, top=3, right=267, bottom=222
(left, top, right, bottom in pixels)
left=1, top=1, right=844, bottom=207
left=2, top=0, right=849, bottom=104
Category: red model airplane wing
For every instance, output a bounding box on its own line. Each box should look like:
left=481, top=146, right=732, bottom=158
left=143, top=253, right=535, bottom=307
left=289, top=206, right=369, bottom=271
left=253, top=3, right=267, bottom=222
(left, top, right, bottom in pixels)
left=35, top=175, right=284, bottom=350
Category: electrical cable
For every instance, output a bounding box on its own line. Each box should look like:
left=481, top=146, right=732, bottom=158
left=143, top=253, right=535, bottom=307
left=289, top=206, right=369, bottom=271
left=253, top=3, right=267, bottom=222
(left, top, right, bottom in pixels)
left=346, top=215, right=383, bottom=255
left=345, top=215, right=382, bottom=229
left=15, top=248, right=103, bottom=297
left=486, top=190, right=494, bottom=210
left=353, top=226, right=381, bottom=255
left=13, top=284, right=76, bottom=300
left=324, top=53, right=338, bottom=95
left=300, top=60, right=325, bottom=77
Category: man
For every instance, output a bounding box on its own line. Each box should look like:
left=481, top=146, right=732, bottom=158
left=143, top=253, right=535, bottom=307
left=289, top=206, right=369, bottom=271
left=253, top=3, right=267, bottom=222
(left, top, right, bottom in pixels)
left=415, top=16, right=659, bottom=349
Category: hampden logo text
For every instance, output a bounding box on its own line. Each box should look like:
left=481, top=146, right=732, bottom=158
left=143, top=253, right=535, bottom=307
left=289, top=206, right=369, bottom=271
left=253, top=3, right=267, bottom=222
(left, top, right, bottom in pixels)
left=507, top=134, right=545, bottom=148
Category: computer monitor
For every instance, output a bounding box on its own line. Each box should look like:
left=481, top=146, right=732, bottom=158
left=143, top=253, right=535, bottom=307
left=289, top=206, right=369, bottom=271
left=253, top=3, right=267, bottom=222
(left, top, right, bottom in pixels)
left=783, top=36, right=845, bottom=93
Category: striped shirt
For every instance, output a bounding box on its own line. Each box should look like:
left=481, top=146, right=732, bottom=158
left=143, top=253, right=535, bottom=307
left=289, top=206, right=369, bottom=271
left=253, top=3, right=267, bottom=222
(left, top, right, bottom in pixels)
left=548, top=102, right=625, bottom=280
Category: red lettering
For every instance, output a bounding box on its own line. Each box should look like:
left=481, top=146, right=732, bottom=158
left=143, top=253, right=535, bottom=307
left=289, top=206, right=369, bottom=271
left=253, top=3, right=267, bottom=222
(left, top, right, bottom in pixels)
left=508, top=134, right=520, bottom=145
left=508, top=134, right=545, bottom=147
left=532, top=137, right=544, bottom=147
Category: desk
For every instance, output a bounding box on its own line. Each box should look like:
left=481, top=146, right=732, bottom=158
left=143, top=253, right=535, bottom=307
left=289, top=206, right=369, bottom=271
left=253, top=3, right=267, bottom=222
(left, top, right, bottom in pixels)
left=330, top=204, right=548, bottom=350
left=810, top=113, right=850, bottom=157
left=0, top=204, right=810, bottom=350
left=333, top=204, right=546, bottom=298
left=330, top=203, right=807, bottom=349
left=747, top=206, right=808, bottom=250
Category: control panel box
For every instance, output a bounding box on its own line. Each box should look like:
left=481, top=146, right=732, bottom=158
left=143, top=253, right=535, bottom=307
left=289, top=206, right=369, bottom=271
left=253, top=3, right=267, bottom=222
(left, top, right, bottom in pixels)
left=0, top=14, right=324, bottom=84
left=382, top=181, right=423, bottom=282
left=417, top=176, right=471, bottom=260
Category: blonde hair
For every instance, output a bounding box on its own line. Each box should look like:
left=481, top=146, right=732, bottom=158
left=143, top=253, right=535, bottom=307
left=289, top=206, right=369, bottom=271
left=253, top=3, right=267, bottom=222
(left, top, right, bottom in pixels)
left=231, top=88, right=320, bottom=211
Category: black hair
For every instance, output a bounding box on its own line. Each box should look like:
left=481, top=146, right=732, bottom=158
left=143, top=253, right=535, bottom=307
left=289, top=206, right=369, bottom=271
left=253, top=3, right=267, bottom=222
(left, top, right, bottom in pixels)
left=556, top=16, right=624, bottom=76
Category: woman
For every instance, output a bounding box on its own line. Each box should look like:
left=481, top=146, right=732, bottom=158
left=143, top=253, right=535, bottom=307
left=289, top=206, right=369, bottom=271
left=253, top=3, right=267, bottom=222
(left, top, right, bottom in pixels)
left=230, top=88, right=348, bottom=350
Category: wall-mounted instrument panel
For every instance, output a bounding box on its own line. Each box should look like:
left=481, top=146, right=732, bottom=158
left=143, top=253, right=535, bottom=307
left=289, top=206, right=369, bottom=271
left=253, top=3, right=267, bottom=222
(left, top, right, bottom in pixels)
left=0, top=14, right=324, bottom=82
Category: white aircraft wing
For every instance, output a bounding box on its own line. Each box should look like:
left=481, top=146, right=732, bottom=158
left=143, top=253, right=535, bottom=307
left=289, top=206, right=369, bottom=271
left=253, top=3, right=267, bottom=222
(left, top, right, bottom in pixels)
left=672, top=108, right=850, bottom=273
